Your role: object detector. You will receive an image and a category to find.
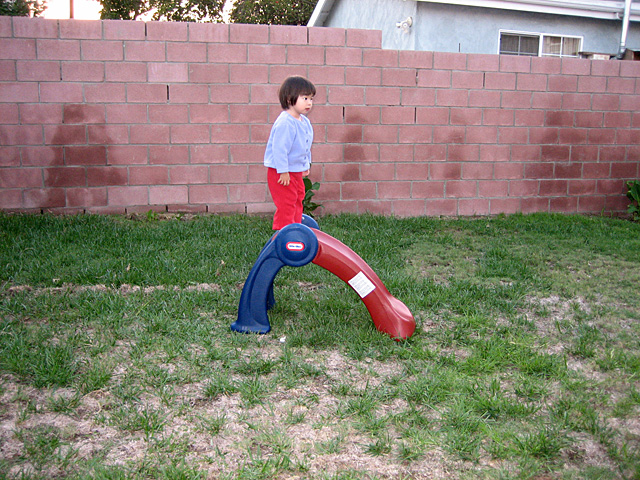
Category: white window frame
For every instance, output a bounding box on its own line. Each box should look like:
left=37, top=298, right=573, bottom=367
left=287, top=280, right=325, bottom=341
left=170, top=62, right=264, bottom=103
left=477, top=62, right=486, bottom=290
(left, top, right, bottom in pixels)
left=498, top=30, right=583, bottom=58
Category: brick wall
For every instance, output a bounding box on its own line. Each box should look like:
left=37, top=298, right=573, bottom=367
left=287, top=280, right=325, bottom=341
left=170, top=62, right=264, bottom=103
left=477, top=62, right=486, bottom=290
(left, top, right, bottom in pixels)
left=1, top=16, right=639, bottom=217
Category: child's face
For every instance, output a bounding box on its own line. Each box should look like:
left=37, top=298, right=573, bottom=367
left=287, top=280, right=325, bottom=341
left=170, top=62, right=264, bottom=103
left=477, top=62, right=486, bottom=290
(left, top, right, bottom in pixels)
left=289, top=94, right=314, bottom=117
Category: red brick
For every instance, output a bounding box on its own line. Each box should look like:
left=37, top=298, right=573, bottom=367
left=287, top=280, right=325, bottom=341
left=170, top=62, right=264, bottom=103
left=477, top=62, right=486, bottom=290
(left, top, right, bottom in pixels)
left=310, top=105, right=343, bottom=124
left=550, top=196, right=578, bottom=212
left=37, top=39, right=81, bottom=60
left=521, top=197, right=549, bottom=213
left=391, top=200, right=424, bottom=217
left=591, top=60, right=619, bottom=76
left=483, top=109, right=513, bottom=126
left=399, top=125, right=432, bottom=144
left=433, top=126, right=465, bottom=144
left=548, top=75, right=578, bottom=92
left=192, top=144, right=229, bottom=164
left=170, top=125, right=209, bottom=144
left=467, top=54, right=499, bottom=72
left=500, top=128, right=529, bottom=145
left=0, top=168, right=42, bottom=188
left=127, top=84, right=168, bottom=103
left=485, top=72, right=516, bottom=90
left=129, top=166, right=168, bottom=185
left=381, top=106, right=414, bottom=125
left=81, top=40, right=123, bottom=61
left=327, top=125, right=362, bottom=143
left=577, top=195, right=606, bottom=213
left=597, top=179, right=625, bottom=195
left=230, top=23, right=269, bottom=43
left=67, top=187, right=107, bottom=208
left=570, top=145, right=598, bottom=162
left=103, top=20, right=145, bottom=40
left=583, top=163, right=610, bottom=178
left=416, top=107, right=449, bottom=125
left=107, top=145, right=147, bottom=165
left=104, top=62, right=145, bottom=82
left=16, top=60, right=59, bottom=81
left=150, top=186, right=188, bottom=205
left=108, top=186, right=148, bottom=206
left=568, top=179, right=596, bottom=195
left=431, top=163, right=461, bottom=180
left=380, top=144, right=414, bottom=163
left=578, top=76, right=607, bottom=93
left=269, top=25, right=307, bottom=45
left=531, top=57, right=562, bottom=74
left=562, top=93, right=591, bottom=110
left=425, top=198, right=457, bottom=216
left=149, top=146, right=189, bottom=165
left=545, top=111, right=573, bottom=127
left=208, top=43, right=247, bottom=63
left=363, top=125, right=397, bottom=144
left=89, top=125, right=128, bottom=145
left=63, top=104, right=105, bottom=124
left=399, top=50, right=433, bottom=69
left=459, top=198, right=490, bottom=215
left=40, top=83, right=84, bottom=103
left=248, top=44, right=286, bottom=64
left=592, top=94, right=620, bottom=111
left=148, top=63, right=188, bottom=83
left=607, top=77, right=636, bottom=94
left=620, top=61, right=640, bottom=77
left=463, top=163, right=493, bottom=180
left=0, top=146, right=20, bottom=166
left=500, top=55, right=530, bottom=73
left=0, top=60, right=16, bottom=81
left=412, top=181, right=444, bottom=199
left=13, top=17, right=58, bottom=38
left=436, top=89, right=468, bottom=107
left=146, top=21, right=187, bottom=41
left=490, top=198, right=521, bottom=214
left=587, top=128, right=616, bottom=145
left=402, top=88, right=435, bottom=106
left=21, top=146, right=63, bottom=166
left=149, top=105, right=189, bottom=124
left=19, top=104, right=61, bottom=124
left=189, top=23, right=228, bottom=43
left=378, top=181, right=410, bottom=199
left=66, top=145, right=106, bottom=165
left=0, top=39, right=36, bottom=60
left=510, top=180, right=539, bottom=196
left=524, top=163, right=554, bottom=179
left=211, top=124, right=250, bottom=144
left=558, top=128, right=587, bottom=144
left=347, top=29, right=381, bottom=48
left=169, top=84, right=209, bottom=103
left=434, top=52, right=467, bottom=70
left=189, top=64, right=229, bottom=84
left=323, top=163, right=360, bottom=182
left=209, top=164, right=249, bottom=184
left=343, top=144, right=379, bottom=162
left=24, top=188, right=66, bottom=209
left=555, top=162, right=582, bottom=178
left=494, top=163, right=523, bottom=179
left=539, top=179, right=568, bottom=196
left=561, top=58, right=590, bottom=76
left=417, top=69, right=450, bottom=88
left=530, top=128, right=559, bottom=145
left=346, top=66, right=381, bottom=86
left=599, top=146, right=626, bottom=162
left=287, top=45, right=325, bottom=65
left=85, top=83, right=126, bottom=103
left=131, top=125, right=170, bottom=144
left=326, top=47, right=364, bottom=69
left=531, top=92, right=562, bottom=109
left=451, top=108, right=482, bottom=126
left=466, top=126, right=497, bottom=144
left=342, top=182, right=376, bottom=200
left=44, top=124, right=85, bottom=145
left=106, top=104, right=147, bottom=124
left=361, top=163, right=395, bottom=181
left=229, top=184, right=267, bottom=203
left=210, top=85, right=250, bottom=104
left=44, top=167, right=85, bottom=187
left=452, top=71, right=483, bottom=89
left=449, top=144, right=480, bottom=162
left=479, top=145, right=510, bottom=162
left=59, top=19, right=101, bottom=39
left=517, top=73, right=547, bottom=91
left=502, top=91, right=532, bottom=109
left=364, top=49, right=399, bottom=68
left=468, top=90, right=501, bottom=108
left=63, top=61, right=105, bottom=81
left=308, top=27, right=345, bottom=46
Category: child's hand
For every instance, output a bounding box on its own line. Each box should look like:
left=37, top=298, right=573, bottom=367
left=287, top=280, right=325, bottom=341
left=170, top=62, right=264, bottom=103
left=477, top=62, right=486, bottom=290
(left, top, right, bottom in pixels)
left=302, top=169, right=310, bottom=177
left=278, top=172, right=290, bottom=186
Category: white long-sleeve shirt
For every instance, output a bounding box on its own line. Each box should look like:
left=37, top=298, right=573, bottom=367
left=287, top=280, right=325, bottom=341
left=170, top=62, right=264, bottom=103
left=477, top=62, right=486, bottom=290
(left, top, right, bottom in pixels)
left=264, top=111, right=313, bottom=174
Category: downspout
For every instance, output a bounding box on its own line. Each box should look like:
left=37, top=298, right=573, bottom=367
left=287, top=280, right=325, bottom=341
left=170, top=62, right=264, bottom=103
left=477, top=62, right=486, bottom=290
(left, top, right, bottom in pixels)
left=616, top=0, right=632, bottom=59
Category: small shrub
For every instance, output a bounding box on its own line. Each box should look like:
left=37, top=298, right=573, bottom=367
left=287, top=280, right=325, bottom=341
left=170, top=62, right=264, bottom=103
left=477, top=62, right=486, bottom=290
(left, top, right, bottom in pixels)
left=627, top=180, right=640, bottom=221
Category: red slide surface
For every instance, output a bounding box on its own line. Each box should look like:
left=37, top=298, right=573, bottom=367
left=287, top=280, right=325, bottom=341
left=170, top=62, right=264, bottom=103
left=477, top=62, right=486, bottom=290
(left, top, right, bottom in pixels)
left=311, top=229, right=416, bottom=340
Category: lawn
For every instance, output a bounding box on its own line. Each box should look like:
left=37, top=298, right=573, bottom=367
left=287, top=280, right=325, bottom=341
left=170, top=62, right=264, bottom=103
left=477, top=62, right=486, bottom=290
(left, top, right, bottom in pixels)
left=0, top=212, right=639, bottom=480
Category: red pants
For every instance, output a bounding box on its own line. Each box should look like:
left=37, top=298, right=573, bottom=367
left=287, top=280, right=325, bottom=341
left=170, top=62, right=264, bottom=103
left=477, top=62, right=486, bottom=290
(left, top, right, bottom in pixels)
left=267, top=168, right=305, bottom=230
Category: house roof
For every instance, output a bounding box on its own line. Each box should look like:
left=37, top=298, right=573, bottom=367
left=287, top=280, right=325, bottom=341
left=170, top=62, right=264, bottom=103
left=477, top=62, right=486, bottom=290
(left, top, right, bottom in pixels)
left=308, top=0, right=640, bottom=26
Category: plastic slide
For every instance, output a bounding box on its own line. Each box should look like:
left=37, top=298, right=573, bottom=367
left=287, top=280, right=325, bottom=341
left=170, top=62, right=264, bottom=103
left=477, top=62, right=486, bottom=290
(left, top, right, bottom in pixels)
left=230, top=220, right=415, bottom=340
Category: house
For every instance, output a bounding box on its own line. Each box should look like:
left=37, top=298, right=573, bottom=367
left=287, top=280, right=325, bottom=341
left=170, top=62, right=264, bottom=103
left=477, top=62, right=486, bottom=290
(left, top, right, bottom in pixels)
left=308, top=0, right=640, bottom=59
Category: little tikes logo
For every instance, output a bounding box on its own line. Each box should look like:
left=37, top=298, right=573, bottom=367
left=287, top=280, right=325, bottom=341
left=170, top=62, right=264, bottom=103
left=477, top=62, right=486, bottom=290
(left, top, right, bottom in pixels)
left=286, top=242, right=305, bottom=251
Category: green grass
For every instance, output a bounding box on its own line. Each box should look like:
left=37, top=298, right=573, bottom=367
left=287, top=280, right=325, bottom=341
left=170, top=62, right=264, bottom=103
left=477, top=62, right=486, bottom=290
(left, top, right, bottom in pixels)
left=0, top=211, right=639, bottom=479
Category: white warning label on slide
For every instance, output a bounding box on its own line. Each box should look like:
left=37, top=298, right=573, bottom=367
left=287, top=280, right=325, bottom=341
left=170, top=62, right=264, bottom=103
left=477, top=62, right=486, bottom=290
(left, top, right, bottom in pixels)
left=348, top=271, right=376, bottom=298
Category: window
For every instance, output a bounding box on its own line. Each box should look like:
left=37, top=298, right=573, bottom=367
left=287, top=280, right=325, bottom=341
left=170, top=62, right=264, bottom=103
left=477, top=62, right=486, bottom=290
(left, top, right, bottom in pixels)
left=499, top=31, right=582, bottom=58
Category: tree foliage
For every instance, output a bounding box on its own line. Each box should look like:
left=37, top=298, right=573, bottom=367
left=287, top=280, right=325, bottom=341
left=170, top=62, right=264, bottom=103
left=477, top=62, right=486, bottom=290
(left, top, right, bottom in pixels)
left=98, top=0, right=225, bottom=21
left=230, top=0, right=317, bottom=25
left=0, top=0, right=46, bottom=16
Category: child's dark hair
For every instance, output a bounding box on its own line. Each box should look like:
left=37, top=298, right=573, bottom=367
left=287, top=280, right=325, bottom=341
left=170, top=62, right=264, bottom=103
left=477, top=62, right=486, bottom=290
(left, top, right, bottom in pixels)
left=278, top=76, right=316, bottom=110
